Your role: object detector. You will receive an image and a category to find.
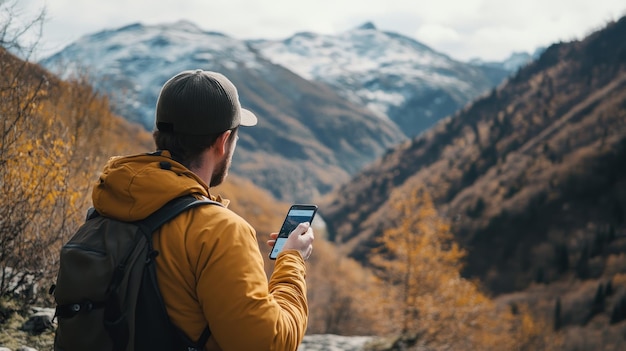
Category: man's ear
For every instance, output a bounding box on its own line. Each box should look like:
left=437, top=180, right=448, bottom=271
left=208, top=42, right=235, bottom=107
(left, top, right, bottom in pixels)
left=214, top=130, right=232, bottom=156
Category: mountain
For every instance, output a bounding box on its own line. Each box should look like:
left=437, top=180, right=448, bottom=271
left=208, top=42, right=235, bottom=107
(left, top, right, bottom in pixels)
left=319, top=16, right=626, bottom=342
left=250, top=22, right=515, bottom=137
left=468, top=48, right=545, bottom=89
left=469, top=48, right=545, bottom=73
left=39, top=20, right=532, bottom=202
left=41, top=21, right=405, bottom=202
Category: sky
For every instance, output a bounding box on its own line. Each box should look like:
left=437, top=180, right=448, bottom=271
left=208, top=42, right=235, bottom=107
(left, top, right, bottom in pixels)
left=14, top=0, right=626, bottom=62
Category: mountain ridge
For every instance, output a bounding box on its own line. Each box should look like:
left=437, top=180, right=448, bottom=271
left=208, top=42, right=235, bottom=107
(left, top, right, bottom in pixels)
left=250, top=22, right=518, bottom=137
left=41, top=21, right=407, bottom=202
left=320, top=16, right=626, bottom=296
left=40, top=20, right=532, bottom=202
left=317, top=18, right=626, bottom=347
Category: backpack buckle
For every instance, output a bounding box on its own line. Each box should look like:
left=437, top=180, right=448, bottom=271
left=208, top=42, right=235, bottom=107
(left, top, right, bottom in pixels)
left=56, top=300, right=103, bottom=318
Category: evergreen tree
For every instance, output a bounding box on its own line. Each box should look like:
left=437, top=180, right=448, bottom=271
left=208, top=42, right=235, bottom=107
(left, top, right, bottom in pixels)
left=554, top=243, right=569, bottom=274
left=554, top=297, right=562, bottom=331
left=575, top=244, right=590, bottom=279
left=593, top=283, right=606, bottom=310
left=605, top=279, right=614, bottom=296
left=610, top=296, right=626, bottom=324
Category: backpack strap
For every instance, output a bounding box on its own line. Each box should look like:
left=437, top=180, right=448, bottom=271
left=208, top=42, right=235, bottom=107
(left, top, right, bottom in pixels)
left=83, top=195, right=222, bottom=224
left=137, top=195, right=221, bottom=350
left=193, top=327, right=213, bottom=350
left=138, top=195, right=224, bottom=234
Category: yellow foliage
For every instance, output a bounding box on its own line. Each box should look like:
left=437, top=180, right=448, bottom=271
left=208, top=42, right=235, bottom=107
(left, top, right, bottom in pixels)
left=368, top=186, right=562, bottom=350
left=0, top=47, right=153, bottom=301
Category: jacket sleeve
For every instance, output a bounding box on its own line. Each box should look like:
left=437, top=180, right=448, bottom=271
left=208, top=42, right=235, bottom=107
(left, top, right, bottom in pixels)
left=193, top=218, right=308, bottom=351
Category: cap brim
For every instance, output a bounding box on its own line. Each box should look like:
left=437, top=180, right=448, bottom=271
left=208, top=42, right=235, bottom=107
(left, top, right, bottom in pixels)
left=240, top=108, right=258, bottom=127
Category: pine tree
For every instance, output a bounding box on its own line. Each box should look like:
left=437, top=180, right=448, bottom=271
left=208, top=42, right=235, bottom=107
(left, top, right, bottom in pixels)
left=554, top=243, right=569, bottom=274
left=605, top=279, right=614, bottom=296
left=554, top=297, right=562, bottom=331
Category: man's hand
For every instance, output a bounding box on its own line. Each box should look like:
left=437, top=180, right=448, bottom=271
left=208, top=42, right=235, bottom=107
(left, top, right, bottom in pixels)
left=267, top=222, right=314, bottom=260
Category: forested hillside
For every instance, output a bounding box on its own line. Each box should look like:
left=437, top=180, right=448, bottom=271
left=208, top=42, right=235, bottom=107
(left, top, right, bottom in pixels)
left=321, top=16, right=626, bottom=350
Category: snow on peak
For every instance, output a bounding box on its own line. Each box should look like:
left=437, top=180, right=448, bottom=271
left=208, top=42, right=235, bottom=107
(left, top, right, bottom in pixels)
left=41, top=20, right=263, bottom=129
left=41, top=19, right=517, bottom=137
left=249, top=24, right=469, bottom=117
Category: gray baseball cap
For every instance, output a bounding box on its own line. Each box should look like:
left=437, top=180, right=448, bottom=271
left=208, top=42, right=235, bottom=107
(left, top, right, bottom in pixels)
left=155, top=69, right=257, bottom=135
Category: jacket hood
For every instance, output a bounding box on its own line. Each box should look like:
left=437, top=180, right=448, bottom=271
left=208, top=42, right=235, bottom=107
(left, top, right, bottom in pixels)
left=92, top=151, right=220, bottom=221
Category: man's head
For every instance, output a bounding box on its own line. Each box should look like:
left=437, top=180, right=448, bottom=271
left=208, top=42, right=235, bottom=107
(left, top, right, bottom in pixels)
left=153, top=69, right=257, bottom=183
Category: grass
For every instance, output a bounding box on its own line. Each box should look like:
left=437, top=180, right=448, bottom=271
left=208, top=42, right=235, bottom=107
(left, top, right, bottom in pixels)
left=0, top=297, right=55, bottom=351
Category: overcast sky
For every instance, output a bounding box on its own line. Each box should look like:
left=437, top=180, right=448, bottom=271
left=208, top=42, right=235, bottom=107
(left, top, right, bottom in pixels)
left=16, top=0, right=626, bottom=62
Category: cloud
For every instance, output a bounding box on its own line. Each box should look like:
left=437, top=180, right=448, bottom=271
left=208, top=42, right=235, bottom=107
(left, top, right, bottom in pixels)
left=416, top=24, right=461, bottom=44
left=17, top=0, right=626, bottom=61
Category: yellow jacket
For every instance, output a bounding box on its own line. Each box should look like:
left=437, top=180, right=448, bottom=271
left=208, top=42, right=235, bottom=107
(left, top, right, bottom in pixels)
left=92, top=151, right=308, bottom=351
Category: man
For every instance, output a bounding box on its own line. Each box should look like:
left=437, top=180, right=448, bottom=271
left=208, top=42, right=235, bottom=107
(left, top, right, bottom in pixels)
left=91, top=69, right=314, bottom=350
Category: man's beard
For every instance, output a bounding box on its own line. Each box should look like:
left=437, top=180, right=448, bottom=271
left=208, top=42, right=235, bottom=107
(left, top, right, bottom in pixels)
left=209, top=151, right=231, bottom=187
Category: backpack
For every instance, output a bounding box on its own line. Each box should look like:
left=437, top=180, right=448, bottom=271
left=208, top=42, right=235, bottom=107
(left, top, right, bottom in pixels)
left=51, top=195, right=222, bottom=351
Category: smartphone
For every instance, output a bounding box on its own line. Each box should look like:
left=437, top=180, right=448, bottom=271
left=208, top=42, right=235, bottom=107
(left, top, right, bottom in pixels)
left=269, top=204, right=318, bottom=260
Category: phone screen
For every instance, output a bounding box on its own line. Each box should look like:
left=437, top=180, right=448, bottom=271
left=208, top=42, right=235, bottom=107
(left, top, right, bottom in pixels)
left=269, top=205, right=317, bottom=260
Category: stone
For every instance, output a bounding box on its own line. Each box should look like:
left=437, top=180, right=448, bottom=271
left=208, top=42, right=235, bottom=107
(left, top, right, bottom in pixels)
left=20, top=307, right=55, bottom=334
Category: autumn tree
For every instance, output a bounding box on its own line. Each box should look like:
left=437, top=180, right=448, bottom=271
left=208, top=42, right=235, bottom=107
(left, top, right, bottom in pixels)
left=0, top=1, right=127, bottom=302
left=369, top=187, right=465, bottom=335
left=367, top=186, right=562, bottom=350
left=0, top=1, right=57, bottom=300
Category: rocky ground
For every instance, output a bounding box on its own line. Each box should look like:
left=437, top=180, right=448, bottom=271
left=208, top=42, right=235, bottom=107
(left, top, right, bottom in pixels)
left=0, top=303, right=55, bottom=351
left=0, top=302, right=377, bottom=351
left=299, top=334, right=375, bottom=351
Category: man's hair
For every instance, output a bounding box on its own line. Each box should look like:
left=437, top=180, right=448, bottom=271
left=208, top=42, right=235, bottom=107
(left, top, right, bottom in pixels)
left=153, top=127, right=238, bottom=169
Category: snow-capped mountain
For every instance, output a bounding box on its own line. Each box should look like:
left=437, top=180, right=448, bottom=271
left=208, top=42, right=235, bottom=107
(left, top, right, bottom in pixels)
left=41, top=20, right=405, bottom=202
left=249, top=22, right=514, bottom=137
left=40, top=20, right=532, bottom=201
left=469, top=48, right=545, bottom=72
left=43, top=20, right=265, bottom=129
